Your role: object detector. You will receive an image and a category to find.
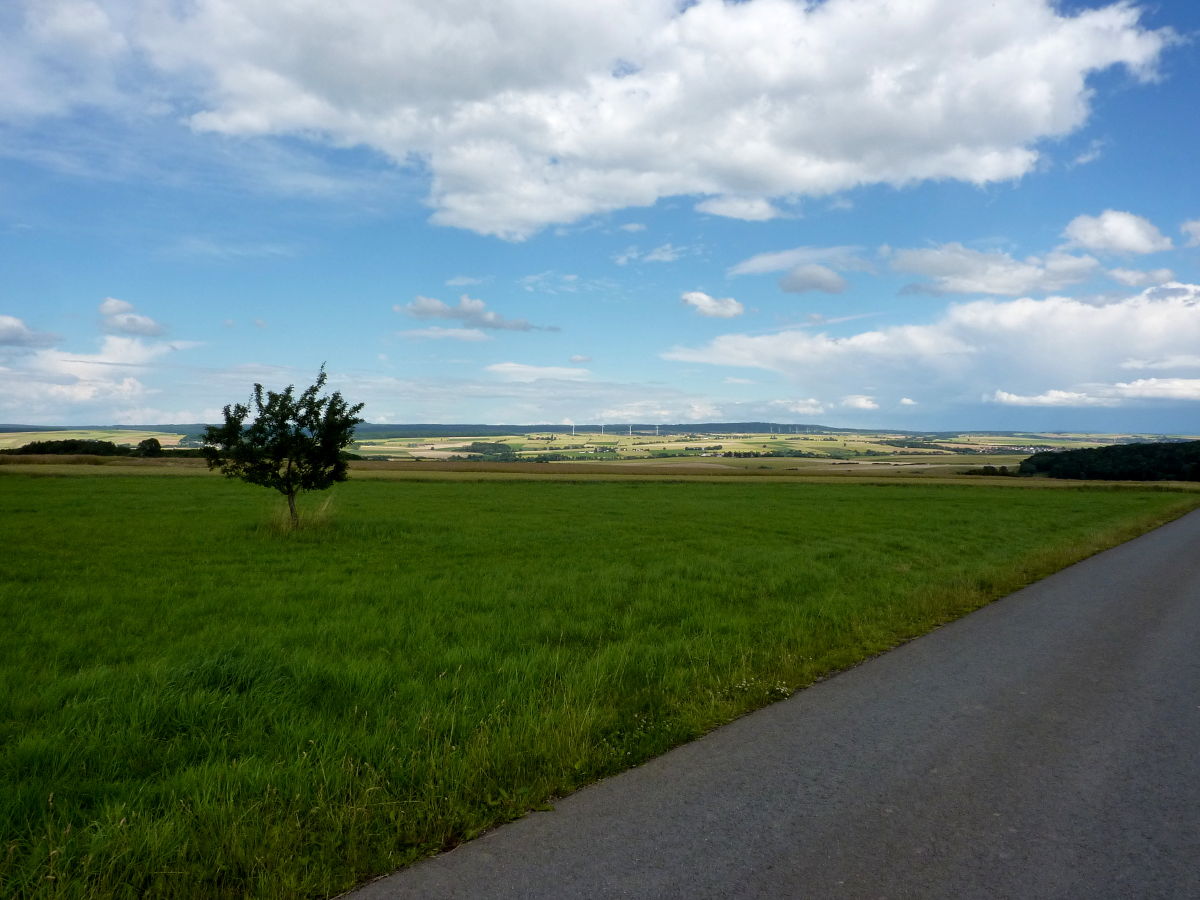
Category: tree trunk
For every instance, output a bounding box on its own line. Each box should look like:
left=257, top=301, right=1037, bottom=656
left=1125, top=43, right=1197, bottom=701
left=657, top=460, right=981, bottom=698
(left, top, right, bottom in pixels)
left=286, top=490, right=298, bottom=529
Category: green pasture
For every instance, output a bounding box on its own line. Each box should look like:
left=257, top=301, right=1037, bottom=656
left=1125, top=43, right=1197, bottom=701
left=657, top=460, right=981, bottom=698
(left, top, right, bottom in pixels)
left=0, top=430, right=186, bottom=450
left=1, top=472, right=1198, bottom=898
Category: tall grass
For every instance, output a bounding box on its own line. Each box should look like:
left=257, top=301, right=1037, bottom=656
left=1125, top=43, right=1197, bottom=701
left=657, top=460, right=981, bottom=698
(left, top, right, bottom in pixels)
left=1, top=474, right=1195, bottom=898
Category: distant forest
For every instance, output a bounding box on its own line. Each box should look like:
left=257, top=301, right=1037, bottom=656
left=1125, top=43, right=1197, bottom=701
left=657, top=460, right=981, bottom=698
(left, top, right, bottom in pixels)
left=1020, top=441, right=1200, bottom=481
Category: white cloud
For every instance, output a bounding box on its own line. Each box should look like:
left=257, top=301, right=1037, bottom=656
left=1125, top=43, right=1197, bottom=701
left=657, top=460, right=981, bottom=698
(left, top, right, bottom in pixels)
left=774, top=398, right=826, bottom=417
left=1114, top=378, right=1200, bottom=400
left=99, top=297, right=165, bottom=336
left=842, top=395, right=878, bottom=410
left=618, top=223, right=646, bottom=233
left=663, top=283, right=1200, bottom=412
left=991, top=389, right=1118, bottom=407
left=1108, top=267, right=1174, bottom=287
left=900, top=397, right=917, bottom=406
left=569, top=354, right=592, bottom=363
left=445, top=275, right=485, bottom=287
left=681, top=291, right=744, bottom=318
left=1062, top=210, right=1173, bottom=254
left=891, top=244, right=1099, bottom=295
left=397, top=293, right=555, bottom=331
left=723, top=377, right=756, bottom=385
left=779, top=264, right=847, bottom=295
left=400, top=327, right=491, bottom=342
left=695, top=196, right=781, bottom=221
left=18, top=0, right=1169, bottom=238
left=1, top=333, right=201, bottom=422
left=992, top=378, right=1200, bottom=407
left=729, top=245, right=870, bottom=277
left=0, top=0, right=131, bottom=120
left=0, top=315, right=58, bottom=347
left=1182, top=220, right=1200, bottom=248
left=485, top=362, right=591, bottom=382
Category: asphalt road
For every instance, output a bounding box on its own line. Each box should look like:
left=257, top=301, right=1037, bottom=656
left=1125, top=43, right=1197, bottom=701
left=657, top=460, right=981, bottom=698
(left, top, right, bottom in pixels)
left=351, top=508, right=1200, bottom=900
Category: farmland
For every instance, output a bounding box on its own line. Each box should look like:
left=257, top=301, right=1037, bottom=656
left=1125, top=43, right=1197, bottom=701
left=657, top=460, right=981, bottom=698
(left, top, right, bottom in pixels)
left=348, top=426, right=1189, bottom=467
left=2, top=467, right=1198, bottom=898
left=7, top=424, right=1197, bottom=480
left=0, top=429, right=190, bottom=451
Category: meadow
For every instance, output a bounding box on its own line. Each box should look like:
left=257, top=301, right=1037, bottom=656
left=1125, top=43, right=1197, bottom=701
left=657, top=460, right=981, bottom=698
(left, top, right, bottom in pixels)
left=2, top=469, right=1197, bottom=898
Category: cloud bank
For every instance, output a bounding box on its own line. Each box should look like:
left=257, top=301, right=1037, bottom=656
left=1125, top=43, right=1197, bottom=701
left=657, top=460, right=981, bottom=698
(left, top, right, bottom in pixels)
left=4, top=0, right=1172, bottom=238
left=663, top=283, right=1200, bottom=411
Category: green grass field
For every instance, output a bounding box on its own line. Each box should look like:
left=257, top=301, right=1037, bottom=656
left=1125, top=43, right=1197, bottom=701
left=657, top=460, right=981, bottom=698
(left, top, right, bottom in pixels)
left=0, top=430, right=187, bottom=451
left=2, top=471, right=1197, bottom=898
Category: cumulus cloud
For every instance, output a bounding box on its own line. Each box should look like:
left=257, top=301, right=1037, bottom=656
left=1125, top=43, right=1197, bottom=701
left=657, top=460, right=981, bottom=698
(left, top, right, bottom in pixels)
left=0, top=0, right=131, bottom=120
left=991, top=389, right=1118, bottom=407
left=681, top=291, right=744, bottom=318
left=1182, top=220, right=1200, bottom=248
left=485, top=362, right=591, bottom=382
left=663, top=283, right=1200, bottom=412
left=774, top=398, right=826, bottom=417
left=14, top=0, right=1169, bottom=238
left=779, top=264, right=847, bottom=295
left=397, top=294, right=555, bottom=332
left=99, top=297, right=165, bottom=336
left=1062, top=210, right=1173, bottom=254
left=891, top=244, right=1099, bottom=295
left=900, top=397, right=918, bottom=406
left=1, top=332, right=201, bottom=422
left=0, top=315, right=58, bottom=347
left=695, top=196, right=781, bottom=221
left=992, top=378, right=1200, bottom=407
left=842, top=395, right=879, bottom=410
left=1109, top=267, right=1175, bottom=287
left=569, top=354, right=592, bottom=363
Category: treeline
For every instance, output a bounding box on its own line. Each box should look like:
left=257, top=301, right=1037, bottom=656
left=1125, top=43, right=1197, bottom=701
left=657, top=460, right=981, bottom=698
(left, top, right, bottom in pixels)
left=1019, top=441, right=1200, bottom=481
left=0, top=439, right=191, bottom=457
left=721, top=449, right=823, bottom=459
left=447, top=442, right=518, bottom=461
left=2, top=438, right=365, bottom=461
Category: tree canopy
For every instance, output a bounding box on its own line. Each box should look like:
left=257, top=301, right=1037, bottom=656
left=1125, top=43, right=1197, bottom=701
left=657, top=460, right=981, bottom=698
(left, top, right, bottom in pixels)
left=1019, top=441, right=1200, bottom=481
left=202, top=367, right=365, bottom=527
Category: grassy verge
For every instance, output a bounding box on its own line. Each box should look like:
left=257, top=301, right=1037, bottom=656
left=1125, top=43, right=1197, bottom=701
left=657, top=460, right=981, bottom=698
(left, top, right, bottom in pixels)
left=1, top=474, right=1196, bottom=898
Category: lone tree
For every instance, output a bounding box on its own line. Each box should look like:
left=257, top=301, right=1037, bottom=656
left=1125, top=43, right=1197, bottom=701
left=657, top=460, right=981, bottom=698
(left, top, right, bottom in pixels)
left=203, top=366, right=364, bottom=528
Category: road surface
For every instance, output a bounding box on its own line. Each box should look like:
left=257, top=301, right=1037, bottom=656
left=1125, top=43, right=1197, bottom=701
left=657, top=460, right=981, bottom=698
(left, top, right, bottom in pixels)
left=351, top=508, right=1200, bottom=899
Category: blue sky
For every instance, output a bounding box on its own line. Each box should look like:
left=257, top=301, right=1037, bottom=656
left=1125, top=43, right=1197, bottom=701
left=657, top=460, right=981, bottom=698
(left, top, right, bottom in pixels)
left=2, top=0, right=1199, bottom=430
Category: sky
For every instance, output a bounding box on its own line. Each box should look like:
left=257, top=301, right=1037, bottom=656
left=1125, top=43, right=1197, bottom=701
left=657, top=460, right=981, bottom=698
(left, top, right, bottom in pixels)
left=2, top=0, right=1199, bottom=431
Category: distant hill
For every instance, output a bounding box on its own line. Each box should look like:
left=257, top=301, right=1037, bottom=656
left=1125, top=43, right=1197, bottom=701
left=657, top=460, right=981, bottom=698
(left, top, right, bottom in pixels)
left=350, top=422, right=852, bottom=438
left=5, top=422, right=1195, bottom=442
